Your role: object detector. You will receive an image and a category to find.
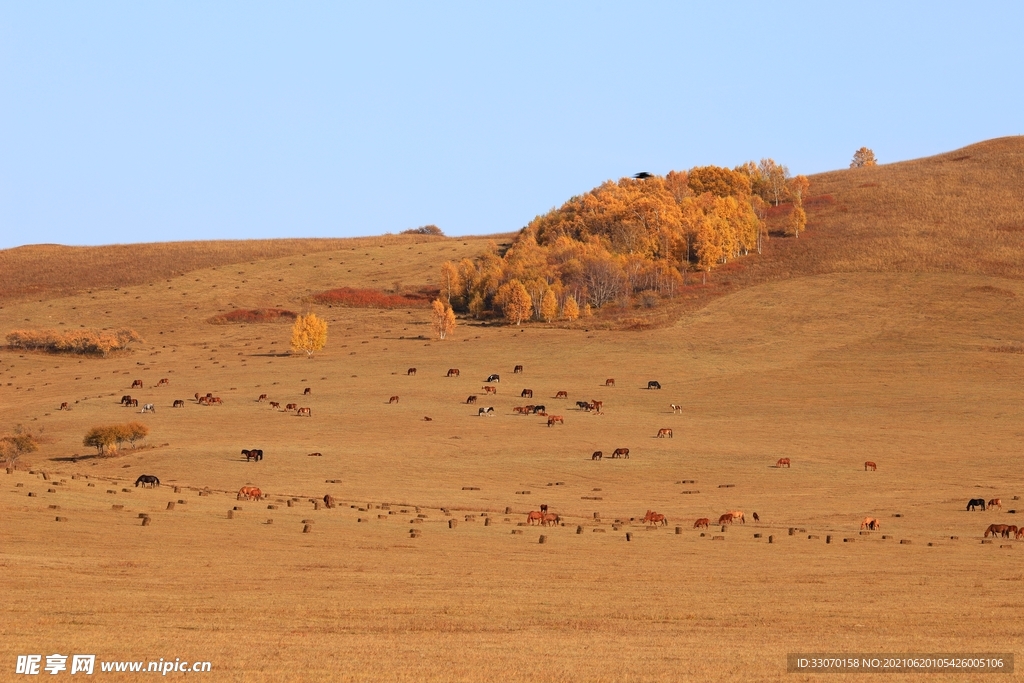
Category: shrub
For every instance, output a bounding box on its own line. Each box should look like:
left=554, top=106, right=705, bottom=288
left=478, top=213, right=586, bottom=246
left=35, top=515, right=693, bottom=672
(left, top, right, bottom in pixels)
left=83, top=422, right=149, bottom=454
left=310, top=286, right=437, bottom=309
left=0, top=428, right=38, bottom=466
left=207, top=308, right=297, bottom=324
left=401, top=225, right=445, bottom=236
left=6, top=328, right=142, bottom=356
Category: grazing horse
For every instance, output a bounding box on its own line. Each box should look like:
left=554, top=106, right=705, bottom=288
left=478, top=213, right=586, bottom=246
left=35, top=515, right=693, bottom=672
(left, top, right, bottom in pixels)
left=605, top=378, right=615, bottom=386
left=671, top=404, right=682, bottom=414
left=612, top=448, right=630, bottom=459
left=967, top=498, right=987, bottom=511
left=527, top=511, right=544, bottom=525
left=721, top=511, right=745, bottom=524
left=134, top=474, right=159, bottom=488
left=486, top=374, right=500, bottom=383
left=776, top=458, right=791, bottom=468
left=237, top=486, right=262, bottom=501
left=466, top=395, right=478, bottom=404
left=242, top=449, right=261, bottom=462
left=752, top=512, right=760, bottom=522
left=1016, top=528, right=1024, bottom=541
left=285, top=403, right=298, bottom=411
left=296, top=407, right=311, bottom=417
left=861, top=517, right=880, bottom=530
left=988, top=498, right=1002, bottom=510
left=483, top=386, right=497, bottom=394
left=269, top=401, right=280, bottom=409
left=718, top=513, right=734, bottom=525
left=514, top=365, right=524, bottom=374
left=407, top=368, right=416, bottom=375
left=521, top=389, right=533, bottom=398
left=257, top=394, right=268, bottom=402
left=303, top=387, right=311, bottom=395
left=643, top=510, right=667, bottom=526
left=513, top=406, right=528, bottom=414
left=173, top=400, right=185, bottom=408
left=127, top=398, right=138, bottom=408
left=576, top=401, right=591, bottom=411
left=657, top=428, right=673, bottom=438
left=141, top=403, right=155, bottom=413
left=647, top=380, right=661, bottom=390
left=389, top=396, right=399, bottom=404
left=323, top=494, right=336, bottom=509
left=591, top=451, right=603, bottom=460
left=157, top=378, right=169, bottom=386
left=131, top=379, right=143, bottom=388
left=590, top=400, right=603, bottom=414
left=555, top=391, right=568, bottom=399
left=209, top=397, right=222, bottom=405
left=121, top=395, right=132, bottom=405
left=693, top=518, right=710, bottom=529
left=478, top=407, right=494, bottom=416
left=531, top=405, right=545, bottom=414
left=59, top=402, right=69, bottom=410
left=447, top=368, right=460, bottom=377
left=542, top=513, right=561, bottom=527
left=308, top=452, right=323, bottom=457
left=985, top=524, right=1014, bottom=538
left=547, top=415, right=564, bottom=427
left=864, top=461, right=877, bottom=471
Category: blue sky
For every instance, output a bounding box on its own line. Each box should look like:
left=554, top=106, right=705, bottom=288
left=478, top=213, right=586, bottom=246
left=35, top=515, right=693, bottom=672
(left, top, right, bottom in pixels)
left=2, top=2, right=1022, bottom=249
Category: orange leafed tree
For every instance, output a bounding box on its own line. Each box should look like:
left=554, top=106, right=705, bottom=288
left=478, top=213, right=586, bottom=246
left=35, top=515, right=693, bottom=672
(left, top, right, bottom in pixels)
left=431, top=299, right=456, bottom=340
left=850, top=147, right=877, bottom=168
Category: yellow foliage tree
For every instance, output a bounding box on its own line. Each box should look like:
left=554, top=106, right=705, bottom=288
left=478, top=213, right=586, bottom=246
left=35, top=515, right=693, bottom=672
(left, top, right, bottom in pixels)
left=440, top=262, right=461, bottom=305
left=290, top=313, right=328, bottom=358
left=789, top=205, right=807, bottom=239
left=562, top=294, right=580, bottom=321
left=497, top=279, right=533, bottom=326
left=431, top=299, right=456, bottom=340
left=850, top=147, right=877, bottom=168
left=540, top=289, right=558, bottom=322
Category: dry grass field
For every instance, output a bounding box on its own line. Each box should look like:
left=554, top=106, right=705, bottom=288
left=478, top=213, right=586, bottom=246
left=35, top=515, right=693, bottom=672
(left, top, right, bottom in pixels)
left=2, top=139, right=1024, bottom=681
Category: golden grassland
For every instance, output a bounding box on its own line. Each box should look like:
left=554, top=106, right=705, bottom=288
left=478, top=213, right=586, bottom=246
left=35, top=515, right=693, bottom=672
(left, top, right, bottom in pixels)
left=2, top=139, right=1024, bottom=681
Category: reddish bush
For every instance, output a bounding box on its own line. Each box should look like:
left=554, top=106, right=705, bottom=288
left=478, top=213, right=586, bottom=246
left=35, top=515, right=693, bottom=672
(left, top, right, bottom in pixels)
left=207, top=308, right=297, bottom=324
left=310, top=287, right=438, bottom=309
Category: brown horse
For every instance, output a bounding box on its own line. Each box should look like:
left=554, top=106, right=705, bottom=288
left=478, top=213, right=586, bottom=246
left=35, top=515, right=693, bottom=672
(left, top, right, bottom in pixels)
left=466, top=395, right=478, bottom=404
left=59, top=402, right=69, bottom=410
left=547, top=415, right=564, bottom=426
left=864, top=461, right=877, bottom=471
left=257, top=394, right=268, bottom=402
left=555, top=391, right=568, bottom=399
left=985, top=524, right=1014, bottom=538
left=657, top=428, right=673, bottom=438
left=296, top=407, right=311, bottom=416
left=988, top=498, right=1002, bottom=510
left=303, top=387, right=311, bottom=395
left=591, top=451, right=603, bottom=460
left=269, top=401, right=280, bottom=409
left=389, top=395, right=399, bottom=404
left=407, top=368, right=416, bottom=375
left=776, top=458, right=791, bottom=468
left=514, top=365, right=524, bottom=374
left=861, top=517, right=880, bottom=530
left=542, top=513, right=560, bottom=527
left=1016, top=528, right=1024, bottom=540
left=643, top=510, right=667, bottom=526
left=722, top=511, right=745, bottom=524
left=323, top=494, right=336, bottom=508
left=483, top=386, right=497, bottom=394
left=526, top=511, right=543, bottom=525
left=605, top=378, right=615, bottom=386
left=173, top=400, right=185, bottom=408
left=612, top=447, right=629, bottom=459
left=693, top=518, right=710, bottom=529
left=237, top=486, right=262, bottom=501
left=446, top=368, right=460, bottom=377
left=131, top=379, right=143, bottom=388
left=157, top=378, right=169, bottom=386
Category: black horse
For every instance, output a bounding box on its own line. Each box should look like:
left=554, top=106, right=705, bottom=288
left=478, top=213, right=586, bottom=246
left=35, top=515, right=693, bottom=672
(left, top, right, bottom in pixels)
left=647, top=380, right=661, bottom=390
left=486, top=374, right=500, bottom=382
left=967, top=498, right=987, bottom=511
left=243, top=449, right=264, bottom=462
left=532, top=405, right=546, bottom=414
left=134, top=474, right=160, bottom=488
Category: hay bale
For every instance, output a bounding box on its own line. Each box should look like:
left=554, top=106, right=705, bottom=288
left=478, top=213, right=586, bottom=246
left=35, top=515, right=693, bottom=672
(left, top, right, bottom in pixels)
left=141, top=517, right=151, bottom=526
left=593, top=528, right=606, bottom=533
left=302, top=519, right=314, bottom=524
left=675, top=527, right=683, bottom=534
left=314, top=501, right=321, bottom=510
left=266, top=519, right=273, bottom=524
left=287, top=500, right=294, bottom=507
left=302, top=524, right=312, bottom=533
left=111, top=504, right=123, bottom=510
left=843, top=538, right=855, bottom=543
left=505, top=506, right=512, bottom=514
left=122, top=488, right=130, bottom=493
left=268, top=505, right=277, bottom=510
left=881, top=535, right=891, bottom=539
left=712, top=535, right=724, bottom=540
left=166, top=502, right=175, bottom=510
left=1000, top=545, right=1013, bottom=549
left=512, top=529, right=523, bottom=535
left=808, top=535, right=819, bottom=539
left=178, top=500, right=186, bottom=504
left=577, top=526, right=583, bottom=534
left=484, top=518, right=491, bottom=526
left=87, top=483, right=95, bottom=487
left=378, top=514, right=388, bottom=520
left=55, top=516, right=67, bottom=522
left=27, top=492, right=36, bottom=497
left=900, top=539, right=912, bottom=545
left=950, top=536, right=958, bottom=540
left=48, top=505, right=60, bottom=510
left=539, top=535, right=547, bottom=544
left=768, top=535, right=773, bottom=543
left=788, top=527, right=795, bottom=535
left=981, top=539, right=993, bottom=544
left=753, top=533, right=761, bottom=538
left=227, top=510, right=234, bottom=519
left=826, top=535, right=832, bottom=543
left=625, top=532, right=632, bottom=541
left=47, top=488, right=56, bottom=493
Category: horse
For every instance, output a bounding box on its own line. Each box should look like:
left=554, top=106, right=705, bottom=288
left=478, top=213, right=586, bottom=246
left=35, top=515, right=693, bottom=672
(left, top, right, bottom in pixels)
left=285, top=403, right=298, bottom=411
left=513, top=406, right=528, bottom=414
left=967, top=498, right=987, bottom=511
left=776, top=458, right=791, bottom=468
left=590, top=400, right=603, bottom=413
left=59, top=402, right=69, bottom=410
left=526, top=511, right=543, bottom=525
left=531, top=405, right=545, bottom=414
left=173, top=400, right=185, bottom=408
left=605, top=378, right=615, bottom=386
left=121, top=395, right=132, bottom=405
left=157, top=378, right=169, bottom=386
left=296, top=407, right=311, bottom=416
left=612, top=448, right=629, bottom=459
left=542, top=513, right=561, bottom=527
left=555, top=391, right=568, bottom=399
left=591, top=451, right=603, bottom=460
left=521, top=389, right=533, bottom=398
left=547, top=415, right=564, bottom=426
left=141, top=403, right=155, bottom=413
left=576, top=401, right=591, bottom=411
left=389, top=395, right=399, bottom=404
left=269, top=401, right=280, bottom=409
left=323, top=495, right=336, bottom=509
left=237, top=486, right=262, bottom=501
left=671, top=404, right=682, bottom=414
left=718, top=513, right=734, bottom=525
left=721, top=511, right=744, bottom=524
left=647, top=380, right=661, bottom=390
left=127, top=398, right=138, bottom=408
left=693, top=518, right=709, bottom=529
left=303, top=387, right=311, bottom=395
left=466, top=395, right=478, bottom=404
left=486, top=374, right=500, bottom=383
left=514, top=365, right=524, bottom=374
left=134, top=474, right=159, bottom=488
left=988, top=498, right=1002, bottom=510
left=984, top=524, right=1013, bottom=538
left=131, top=379, right=143, bottom=388
left=643, top=510, right=667, bottom=526
left=243, top=450, right=259, bottom=462
left=483, top=386, right=497, bottom=394
left=447, top=368, right=460, bottom=377
left=1017, top=528, right=1024, bottom=540
left=257, top=394, right=268, bottom=402
left=864, top=461, right=877, bottom=471
left=752, top=512, right=760, bottom=522
left=861, top=517, right=880, bottom=530
left=209, top=397, right=222, bottom=405
left=657, top=428, right=673, bottom=438
left=407, top=368, right=416, bottom=375
left=478, top=407, right=494, bottom=416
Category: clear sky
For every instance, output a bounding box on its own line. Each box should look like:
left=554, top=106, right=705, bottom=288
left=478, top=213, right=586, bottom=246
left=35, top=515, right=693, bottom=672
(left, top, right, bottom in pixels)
left=2, top=2, right=1022, bottom=249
